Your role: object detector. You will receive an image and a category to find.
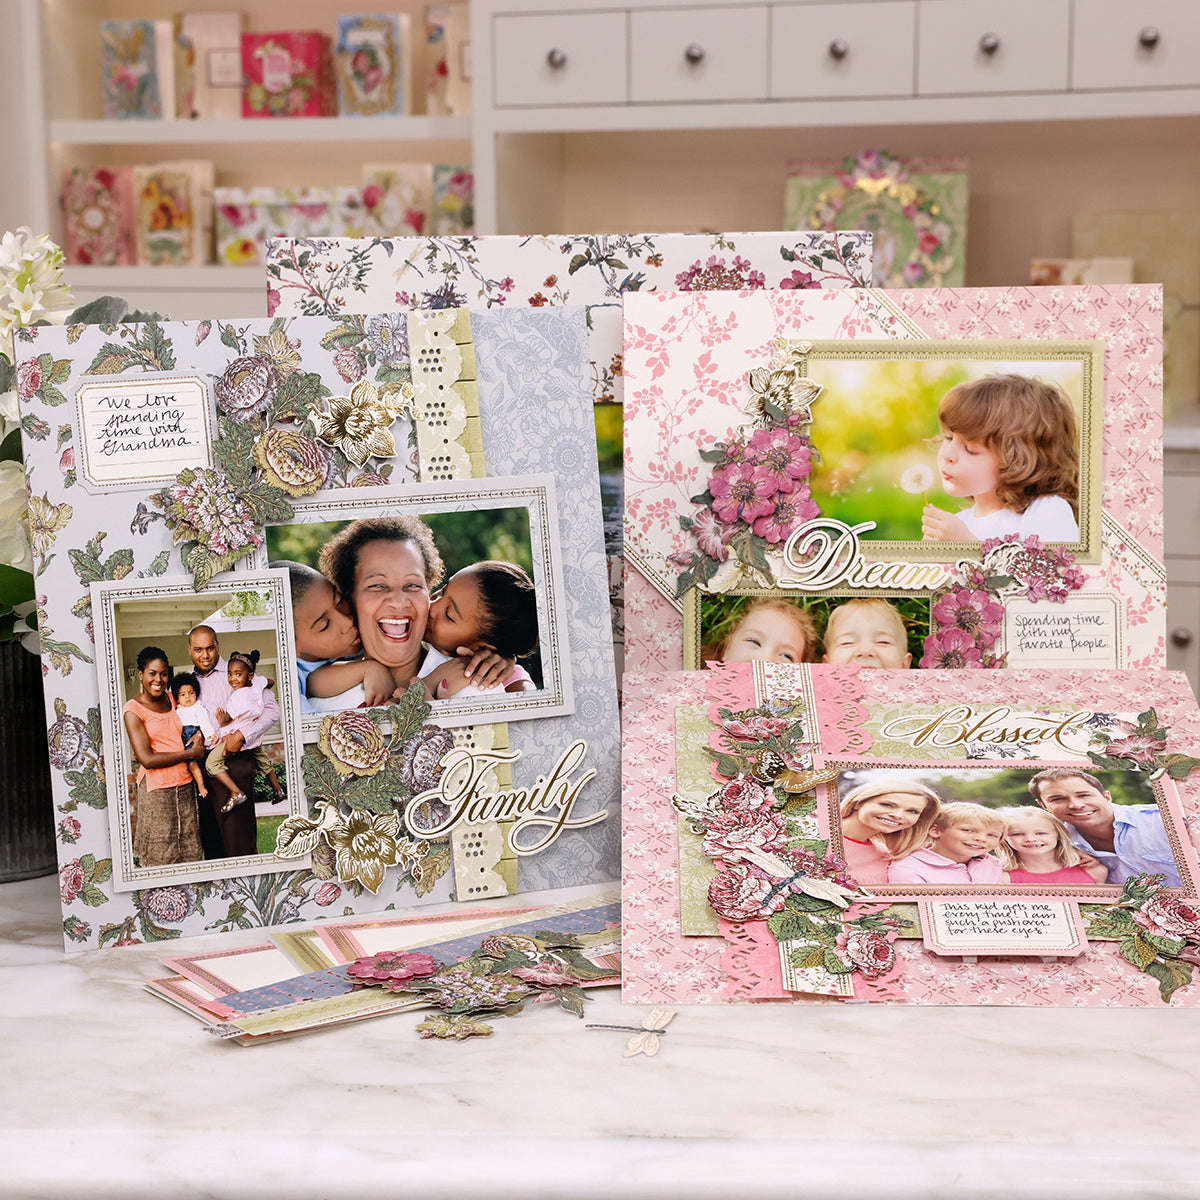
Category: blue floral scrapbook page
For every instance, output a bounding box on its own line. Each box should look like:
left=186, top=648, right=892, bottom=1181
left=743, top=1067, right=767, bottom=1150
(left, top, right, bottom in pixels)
left=16, top=305, right=618, bottom=950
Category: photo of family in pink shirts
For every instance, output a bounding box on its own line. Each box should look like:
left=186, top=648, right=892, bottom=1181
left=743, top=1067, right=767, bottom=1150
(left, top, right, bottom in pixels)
left=837, top=767, right=1183, bottom=890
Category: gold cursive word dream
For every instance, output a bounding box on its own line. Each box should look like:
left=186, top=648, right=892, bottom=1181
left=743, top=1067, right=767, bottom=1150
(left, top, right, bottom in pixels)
left=778, top=519, right=950, bottom=592
left=406, top=739, right=606, bottom=854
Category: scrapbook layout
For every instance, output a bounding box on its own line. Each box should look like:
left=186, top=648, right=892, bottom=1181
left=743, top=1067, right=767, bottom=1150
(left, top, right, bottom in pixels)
left=624, top=285, right=1165, bottom=676
left=16, top=304, right=618, bottom=950
left=622, top=662, right=1200, bottom=1006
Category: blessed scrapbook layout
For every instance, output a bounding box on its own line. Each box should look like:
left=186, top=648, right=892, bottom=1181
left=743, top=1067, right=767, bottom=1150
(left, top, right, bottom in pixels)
left=623, top=662, right=1200, bottom=1006
left=16, top=304, right=618, bottom=950
left=624, top=285, right=1165, bottom=676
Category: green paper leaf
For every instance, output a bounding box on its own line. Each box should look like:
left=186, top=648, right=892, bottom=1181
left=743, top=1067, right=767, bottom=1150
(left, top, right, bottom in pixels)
left=79, top=882, right=108, bottom=908
left=823, top=948, right=854, bottom=974
left=553, top=986, right=587, bottom=1018
left=1145, top=955, right=1193, bottom=1003
left=790, top=943, right=826, bottom=970
left=413, top=844, right=451, bottom=897
left=1120, top=932, right=1159, bottom=970
left=85, top=344, right=138, bottom=374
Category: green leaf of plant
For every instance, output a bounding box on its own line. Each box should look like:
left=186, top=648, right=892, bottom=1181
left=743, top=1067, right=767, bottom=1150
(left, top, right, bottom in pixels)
left=0, top=563, right=35, bottom=608
left=68, top=296, right=131, bottom=325
left=0, top=428, right=21, bottom=463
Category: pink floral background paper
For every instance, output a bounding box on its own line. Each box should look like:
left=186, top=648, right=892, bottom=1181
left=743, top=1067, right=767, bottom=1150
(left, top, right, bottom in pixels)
left=623, top=285, right=1165, bottom=673
left=622, top=664, right=1200, bottom=1006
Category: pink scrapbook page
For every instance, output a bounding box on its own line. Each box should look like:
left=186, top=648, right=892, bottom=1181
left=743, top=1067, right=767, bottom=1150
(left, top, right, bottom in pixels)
left=623, top=285, right=1164, bottom=676
left=622, top=662, right=1200, bottom=1006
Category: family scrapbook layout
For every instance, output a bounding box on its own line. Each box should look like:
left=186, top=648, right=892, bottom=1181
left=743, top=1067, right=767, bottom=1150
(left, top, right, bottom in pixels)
left=622, top=661, right=1200, bottom=1006
left=17, top=303, right=618, bottom=950
left=623, top=285, right=1165, bottom=676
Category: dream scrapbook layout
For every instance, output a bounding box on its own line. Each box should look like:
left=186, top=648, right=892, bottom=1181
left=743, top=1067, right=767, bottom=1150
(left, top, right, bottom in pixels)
left=16, top=304, right=618, bottom=950
left=622, top=662, right=1200, bottom=1006
left=623, top=285, right=1164, bottom=676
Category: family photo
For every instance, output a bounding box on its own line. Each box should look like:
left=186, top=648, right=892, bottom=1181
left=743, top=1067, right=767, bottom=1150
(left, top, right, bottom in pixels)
left=105, top=584, right=297, bottom=875
left=264, top=499, right=548, bottom=720
left=833, top=766, right=1183, bottom=891
left=696, top=593, right=927, bottom=670
left=803, top=348, right=1095, bottom=550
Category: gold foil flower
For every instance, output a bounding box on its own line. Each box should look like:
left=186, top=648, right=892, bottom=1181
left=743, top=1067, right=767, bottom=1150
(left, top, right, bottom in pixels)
left=251, top=427, right=327, bottom=496
left=309, top=378, right=396, bottom=467
left=25, top=493, right=73, bottom=566
left=316, top=710, right=389, bottom=778
left=327, top=809, right=403, bottom=893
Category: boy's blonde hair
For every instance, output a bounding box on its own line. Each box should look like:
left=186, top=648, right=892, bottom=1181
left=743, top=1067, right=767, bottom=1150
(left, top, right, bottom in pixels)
left=938, top=373, right=1079, bottom=516
left=823, top=598, right=906, bottom=654
left=931, top=801, right=1007, bottom=836
left=840, top=780, right=941, bottom=861
left=712, top=597, right=818, bottom=663
left=993, top=805, right=1084, bottom=871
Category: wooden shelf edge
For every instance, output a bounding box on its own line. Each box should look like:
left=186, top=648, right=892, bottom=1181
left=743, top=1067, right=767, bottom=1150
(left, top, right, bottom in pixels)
left=49, top=115, right=471, bottom=146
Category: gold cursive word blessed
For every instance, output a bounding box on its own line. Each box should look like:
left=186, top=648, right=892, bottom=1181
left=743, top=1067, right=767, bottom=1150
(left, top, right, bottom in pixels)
left=405, top=739, right=606, bottom=854
left=880, top=706, right=1093, bottom=752
left=779, top=518, right=950, bottom=592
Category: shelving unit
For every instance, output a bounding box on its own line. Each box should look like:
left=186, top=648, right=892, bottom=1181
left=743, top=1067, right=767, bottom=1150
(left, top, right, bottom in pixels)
left=8, top=0, right=1200, bottom=685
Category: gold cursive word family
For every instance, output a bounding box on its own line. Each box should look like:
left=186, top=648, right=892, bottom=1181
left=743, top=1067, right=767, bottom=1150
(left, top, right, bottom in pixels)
left=406, top=739, right=606, bottom=854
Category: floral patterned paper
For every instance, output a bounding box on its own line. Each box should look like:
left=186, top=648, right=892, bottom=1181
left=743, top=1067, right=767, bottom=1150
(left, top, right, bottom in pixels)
left=18, top=305, right=617, bottom=950
left=623, top=663, right=1200, bottom=1007
left=623, top=286, right=1165, bottom=675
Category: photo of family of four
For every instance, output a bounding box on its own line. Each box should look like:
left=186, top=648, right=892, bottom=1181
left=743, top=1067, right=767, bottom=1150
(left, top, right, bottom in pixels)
left=269, top=512, right=541, bottom=714
left=838, top=768, right=1181, bottom=889
left=122, top=625, right=282, bottom=869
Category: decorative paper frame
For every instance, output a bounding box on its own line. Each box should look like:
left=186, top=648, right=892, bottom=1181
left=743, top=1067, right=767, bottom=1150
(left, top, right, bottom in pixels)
left=624, top=286, right=1165, bottom=676
left=18, top=304, right=618, bottom=951
left=93, top=570, right=306, bottom=892
left=622, top=663, right=1200, bottom=1007
left=260, top=474, right=573, bottom=732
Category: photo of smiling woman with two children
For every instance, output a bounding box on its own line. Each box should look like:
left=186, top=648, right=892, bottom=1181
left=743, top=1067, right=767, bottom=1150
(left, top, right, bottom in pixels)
left=833, top=766, right=1185, bottom=892
left=265, top=505, right=544, bottom=717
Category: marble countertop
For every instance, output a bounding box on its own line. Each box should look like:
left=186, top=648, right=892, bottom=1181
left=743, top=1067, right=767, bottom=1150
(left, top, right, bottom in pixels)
left=5, top=872, right=1200, bottom=1200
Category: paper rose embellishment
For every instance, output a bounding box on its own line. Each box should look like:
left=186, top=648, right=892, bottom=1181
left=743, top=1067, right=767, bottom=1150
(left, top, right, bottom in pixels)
left=317, top=710, right=390, bottom=778
left=309, top=378, right=398, bottom=467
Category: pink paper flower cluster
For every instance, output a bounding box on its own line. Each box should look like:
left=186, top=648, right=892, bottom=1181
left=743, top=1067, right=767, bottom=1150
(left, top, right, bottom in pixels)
left=921, top=535, right=1087, bottom=669
left=707, top=425, right=817, bottom=546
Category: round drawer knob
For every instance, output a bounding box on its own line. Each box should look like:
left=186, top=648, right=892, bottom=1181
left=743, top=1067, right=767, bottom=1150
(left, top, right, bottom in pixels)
left=1171, top=627, right=1193, bottom=649
left=979, top=32, right=1001, bottom=55
left=828, top=38, right=850, bottom=61
left=1139, top=26, right=1161, bottom=49
left=546, top=47, right=567, bottom=70
left=684, top=43, right=705, bottom=65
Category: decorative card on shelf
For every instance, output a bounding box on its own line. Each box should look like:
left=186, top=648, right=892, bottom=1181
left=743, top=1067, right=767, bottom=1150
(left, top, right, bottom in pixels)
left=425, top=3, right=471, bottom=116
left=215, top=187, right=370, bottom=266
left=241, top=31, right=337, bottom=118
left=60, top=167, right=135, bottom=266
left=1072, top=211, right=1200, bottom=419
left=180, top=11, right=244, bottom=120
left=15, top=303, right=617, bottom=951
left=265, top=232, right=873, bottom=666
left=623, top=285, right=1165, bottom=677
left=785, top=150, right=968, bottom=288
left=335, top=13, right=411, bottom=116
left=622, top=661, right=1200, bottom=1006
left=101, top=19, right=180, bottom=120
left=361, top=163, right=433, bottom=237
left=431, top=165, right=474, bottom=235
left=132, top=161, right=214, bottom=267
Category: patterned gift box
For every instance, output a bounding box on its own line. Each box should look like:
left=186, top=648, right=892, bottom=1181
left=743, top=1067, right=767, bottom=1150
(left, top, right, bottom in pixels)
left=335, top=13, right=411, bottom=116
left=361, top=163, right=433, bottom=236
left=60, top=167, right=135, bottom=266
left=241, top=31, right=337, bottom=118
left=215, top=187, right=370, bottom=265
left=179, top=11, right=244, bottom=120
